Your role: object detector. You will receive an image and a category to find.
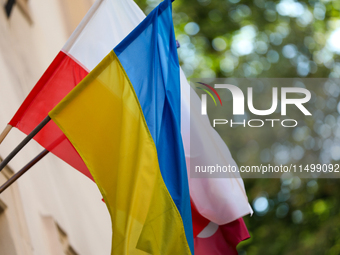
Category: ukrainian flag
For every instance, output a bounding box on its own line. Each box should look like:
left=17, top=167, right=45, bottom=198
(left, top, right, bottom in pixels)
left=49, top=0, right=193, bottom=254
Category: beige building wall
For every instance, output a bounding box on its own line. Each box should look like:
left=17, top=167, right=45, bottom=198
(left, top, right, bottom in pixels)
left=0, top=0, right=113, bottom=254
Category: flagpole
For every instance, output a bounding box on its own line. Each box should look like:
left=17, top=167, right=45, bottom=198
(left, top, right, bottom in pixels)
left=0, top=124, right=13, bottom=144
left=0, top=116, right=51, bottom=172
left=0, top=149, right=49, bottom=193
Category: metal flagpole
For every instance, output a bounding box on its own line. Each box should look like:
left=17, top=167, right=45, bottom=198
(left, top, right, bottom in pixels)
left=0, top=149, right=49, bottom=193
left=0, top=116, right=51, bottom=172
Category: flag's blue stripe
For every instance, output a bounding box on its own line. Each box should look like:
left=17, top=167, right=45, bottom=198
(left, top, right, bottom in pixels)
left=114, top=0, right=194, bottom=253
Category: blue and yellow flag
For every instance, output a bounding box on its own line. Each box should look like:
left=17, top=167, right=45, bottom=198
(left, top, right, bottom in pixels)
left=49, top=0, right=194, bottom=254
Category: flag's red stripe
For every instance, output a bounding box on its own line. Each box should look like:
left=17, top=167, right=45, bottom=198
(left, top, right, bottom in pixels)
left=194, top=218, right=250, bottom=255
left=191, top=200, right=210, bottom=237
left=193, top=199, right=250, bottom=254
left=220, top=218, right=250, bottom=247
left=9, top=51, right=93, bottom=180
left=11, top=52, right=66, bottom=125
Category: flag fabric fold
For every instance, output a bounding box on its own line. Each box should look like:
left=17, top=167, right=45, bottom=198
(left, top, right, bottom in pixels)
left=49, top=0, right=193, bottom=253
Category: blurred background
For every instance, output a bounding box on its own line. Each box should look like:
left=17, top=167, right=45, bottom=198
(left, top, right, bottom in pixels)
left=134, top=0, right=340, bottom=254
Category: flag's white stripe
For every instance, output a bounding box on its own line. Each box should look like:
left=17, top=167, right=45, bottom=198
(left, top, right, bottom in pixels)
left=62, top=0, right=252, bottom=224
left=180, top=70, right=252, bottom=224
left=197, top=222, right=219, bottom=238
left=63, top=0, right=145, bottom=71
left=62, top=0, right=103, bottom=53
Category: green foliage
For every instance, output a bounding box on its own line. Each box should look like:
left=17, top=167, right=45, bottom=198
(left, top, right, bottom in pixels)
left=134, top=0, right=340, bottom=254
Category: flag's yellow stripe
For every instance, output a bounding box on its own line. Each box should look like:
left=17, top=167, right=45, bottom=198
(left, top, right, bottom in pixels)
left=49, top=51, right=191, bottom=255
